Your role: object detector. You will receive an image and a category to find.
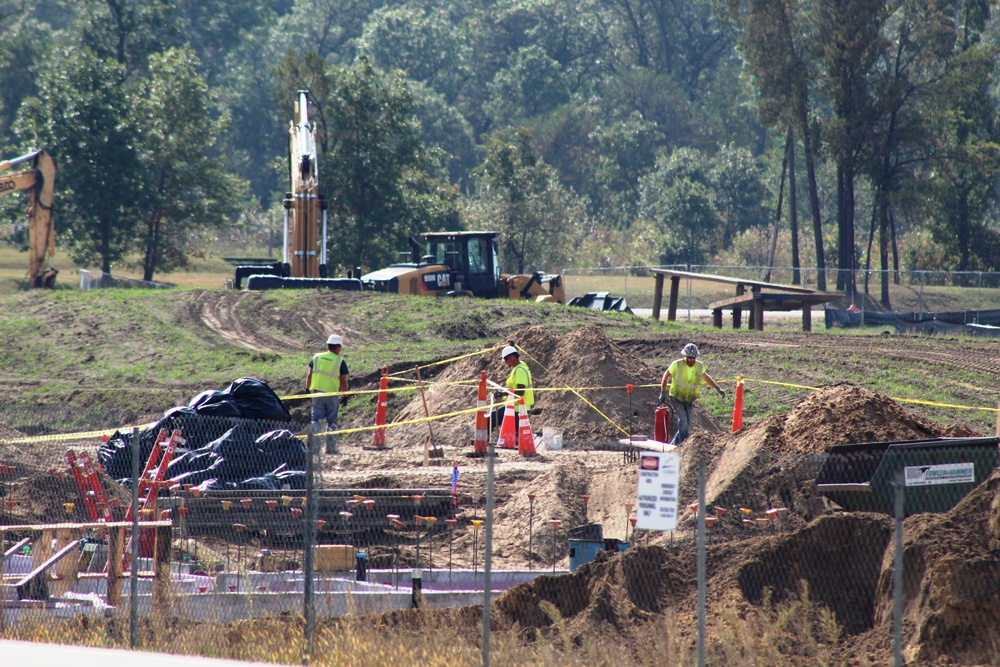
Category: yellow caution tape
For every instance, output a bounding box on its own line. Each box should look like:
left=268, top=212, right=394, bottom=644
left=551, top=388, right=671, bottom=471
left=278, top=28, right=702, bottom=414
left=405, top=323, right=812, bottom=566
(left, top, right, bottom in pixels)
left=386, top=345, right=502, bottom=377
left=0, top=423, right=156, bottom=446
left=310, top=404, right=484, bottom=437
left=737, top=377, right=999, bottom=413
left=514, top=344, right=630, bottom=436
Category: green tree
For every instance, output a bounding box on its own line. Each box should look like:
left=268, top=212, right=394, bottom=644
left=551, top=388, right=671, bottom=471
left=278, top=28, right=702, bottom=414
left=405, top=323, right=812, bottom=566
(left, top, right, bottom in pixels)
left=472, top=127, right=585, bottom=273
left=133, top=47, right=247, bottom=281
left=15, top=48, right=142, bottom=273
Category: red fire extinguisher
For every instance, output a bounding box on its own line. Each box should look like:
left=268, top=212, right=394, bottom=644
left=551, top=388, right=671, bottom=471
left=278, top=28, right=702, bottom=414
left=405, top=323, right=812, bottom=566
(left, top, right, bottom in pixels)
left=654, top=405, right=670, bottom=443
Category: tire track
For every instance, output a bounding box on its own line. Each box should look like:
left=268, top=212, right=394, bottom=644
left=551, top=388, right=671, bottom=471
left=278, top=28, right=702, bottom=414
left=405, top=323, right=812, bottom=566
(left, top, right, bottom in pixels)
left=184, top=291, right=307, bottom=352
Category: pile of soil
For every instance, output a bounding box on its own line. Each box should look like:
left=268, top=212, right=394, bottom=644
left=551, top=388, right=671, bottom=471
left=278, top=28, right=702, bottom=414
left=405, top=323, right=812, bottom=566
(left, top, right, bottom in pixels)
left=870, top=466, right=1000, bottom=665
left=386, top=325, right=722, bottom=448
left=493, top=544, right=692, bottom=642
left=675, top=384, right=947, bottom=537
left=2, top=466, right=133, bottom=525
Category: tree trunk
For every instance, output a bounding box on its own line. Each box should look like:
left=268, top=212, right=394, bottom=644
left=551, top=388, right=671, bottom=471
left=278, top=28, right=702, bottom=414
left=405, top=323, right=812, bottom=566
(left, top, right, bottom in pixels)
left=765, top=128, right=791, bottom=284
left=799, top=108, right=825, bottom=291
left=143, top=214, right=161, bottom=282
left=789, top=129, right=800, bottom=285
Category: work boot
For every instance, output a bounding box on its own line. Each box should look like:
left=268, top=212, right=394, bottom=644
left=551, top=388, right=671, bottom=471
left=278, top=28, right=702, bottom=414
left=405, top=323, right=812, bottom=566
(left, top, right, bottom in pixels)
left=325, top=435, right=339, bottom=455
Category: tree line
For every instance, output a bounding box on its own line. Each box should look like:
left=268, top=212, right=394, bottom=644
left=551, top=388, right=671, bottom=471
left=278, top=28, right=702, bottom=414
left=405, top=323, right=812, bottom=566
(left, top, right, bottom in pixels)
left=0, top=0, right=997, bottom=303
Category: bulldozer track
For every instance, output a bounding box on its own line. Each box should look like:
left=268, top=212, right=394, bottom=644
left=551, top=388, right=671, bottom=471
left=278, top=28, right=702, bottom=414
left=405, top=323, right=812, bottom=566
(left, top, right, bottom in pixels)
left=186, top=290, right=306, bottom=352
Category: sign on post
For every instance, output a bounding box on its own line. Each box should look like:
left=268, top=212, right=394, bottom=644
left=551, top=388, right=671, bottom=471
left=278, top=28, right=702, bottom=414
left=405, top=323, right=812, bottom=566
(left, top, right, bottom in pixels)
left=636, top=451, right=681, bottom=531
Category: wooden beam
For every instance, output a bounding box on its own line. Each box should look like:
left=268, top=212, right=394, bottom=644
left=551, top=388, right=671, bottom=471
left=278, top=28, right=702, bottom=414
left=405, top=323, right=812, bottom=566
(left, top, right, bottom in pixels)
left=0, top=520, right=171, bottom=532
left=152, top=524, right=172, bottom=614
left=752, top=287, right=764, bottom=331
left=733, top=284, right=744, bottom=329
left=652, top=273, right=664, bottom=321
left=649, top=268, right=819, bottom=293
left=107, top=526, right=123, bottom=607
left=667, top=276, right=680, bottom=321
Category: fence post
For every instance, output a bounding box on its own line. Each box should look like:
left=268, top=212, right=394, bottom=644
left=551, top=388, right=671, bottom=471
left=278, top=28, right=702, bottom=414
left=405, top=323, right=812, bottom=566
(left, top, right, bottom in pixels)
left=697, top=459, right=706, bottom=667
left=482, top=432, right=496, bottom=667
left=130, top=426, right=140, bottom=650
left=893, top=474, right=904, bottom=667
left=303, top=426, right=317, bottom=665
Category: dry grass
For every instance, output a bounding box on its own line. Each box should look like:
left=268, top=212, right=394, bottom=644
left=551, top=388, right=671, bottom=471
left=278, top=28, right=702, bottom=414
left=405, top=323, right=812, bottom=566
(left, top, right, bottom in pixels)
left=0, top=589, right=870, bottom=667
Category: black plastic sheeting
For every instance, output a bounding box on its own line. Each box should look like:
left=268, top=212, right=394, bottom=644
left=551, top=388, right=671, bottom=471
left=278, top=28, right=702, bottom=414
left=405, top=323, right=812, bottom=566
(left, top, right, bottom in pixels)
left=568, top=291, right=634, bottom=314
left=825, top=308, right=1000, bottom=337
left=98, top=377, right=306, bottom=491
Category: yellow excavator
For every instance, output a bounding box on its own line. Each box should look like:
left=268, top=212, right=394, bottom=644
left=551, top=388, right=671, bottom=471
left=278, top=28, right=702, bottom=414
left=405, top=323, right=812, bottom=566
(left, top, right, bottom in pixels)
left=361, top=231, right=565, bottom=303
left=0, top=149, right=57, bottom=288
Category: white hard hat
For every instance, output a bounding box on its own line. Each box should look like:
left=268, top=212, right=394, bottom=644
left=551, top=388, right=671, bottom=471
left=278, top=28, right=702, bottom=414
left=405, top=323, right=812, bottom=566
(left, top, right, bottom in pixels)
left=327, top=334, right=343, bottom=346
left=681, top=343, right=700, bottom=358
left=501, top=345, right=518, bottom=359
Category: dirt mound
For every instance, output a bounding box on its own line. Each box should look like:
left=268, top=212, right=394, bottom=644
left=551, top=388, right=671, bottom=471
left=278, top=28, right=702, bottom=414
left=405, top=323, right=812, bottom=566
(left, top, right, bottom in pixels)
left=782, top=384, right=939, bottom=452
left=3, top=467, right=133, bottom=525
left=493, top=544, right=692, bottom=639
left=386, top=325, right=721, bottom=448
left=734, top=513, right=892, bottom=635
left=871, top=466, right=1000, bottom=664
left=678, top=385, right=947, bottom=535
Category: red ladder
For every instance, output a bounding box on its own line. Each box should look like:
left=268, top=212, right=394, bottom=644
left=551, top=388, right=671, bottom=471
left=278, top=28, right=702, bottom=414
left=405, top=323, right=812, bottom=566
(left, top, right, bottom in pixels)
left=65, top=450, right=99, bottom=521
left=121, top=428, right=184, bottom=568
left=77, top=450, right=113, bottom=522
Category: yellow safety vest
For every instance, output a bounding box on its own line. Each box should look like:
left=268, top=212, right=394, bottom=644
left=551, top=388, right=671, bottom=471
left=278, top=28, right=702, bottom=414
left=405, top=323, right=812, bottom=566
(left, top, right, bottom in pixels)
left=310, top=352, right=344, bottom=393
left=506, top=361, right=534, bottom=409
left=668, top=358, right=705, bottom=403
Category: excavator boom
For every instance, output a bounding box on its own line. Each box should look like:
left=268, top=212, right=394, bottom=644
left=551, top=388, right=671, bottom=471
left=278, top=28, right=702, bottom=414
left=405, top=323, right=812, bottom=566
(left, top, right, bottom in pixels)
left=0, top=149, right=56, bottom=288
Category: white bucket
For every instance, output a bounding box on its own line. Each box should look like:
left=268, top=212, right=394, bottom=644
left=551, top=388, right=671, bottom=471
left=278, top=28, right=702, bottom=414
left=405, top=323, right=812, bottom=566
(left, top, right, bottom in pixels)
left=543, top=428, right=563, bottom=451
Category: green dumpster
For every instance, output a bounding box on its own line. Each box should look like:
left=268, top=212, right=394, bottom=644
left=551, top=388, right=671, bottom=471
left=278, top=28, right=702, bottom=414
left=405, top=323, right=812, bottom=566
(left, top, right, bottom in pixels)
left=815, top=437, right=1000, bottom=516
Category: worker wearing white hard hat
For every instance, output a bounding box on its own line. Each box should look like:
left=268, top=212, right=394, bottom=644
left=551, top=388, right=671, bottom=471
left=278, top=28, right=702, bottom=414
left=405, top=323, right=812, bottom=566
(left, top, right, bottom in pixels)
left=489, top=344, right=535, bottom=433
left=657, top=342, right=724, bottom=446
left=307, top=334, right=350, bottom=454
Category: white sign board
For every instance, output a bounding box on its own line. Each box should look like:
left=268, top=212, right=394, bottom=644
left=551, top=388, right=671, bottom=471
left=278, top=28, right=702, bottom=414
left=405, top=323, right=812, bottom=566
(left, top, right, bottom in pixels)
left=636, top=451, right=681, bottom=531
left=904, top=462, right=975, bottom=487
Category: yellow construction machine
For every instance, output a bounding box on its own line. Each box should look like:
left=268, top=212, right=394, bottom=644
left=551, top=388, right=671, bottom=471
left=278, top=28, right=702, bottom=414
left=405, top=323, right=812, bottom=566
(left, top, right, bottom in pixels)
left=361, top=231, right=565, bottom=303
left=0, top=149, right=57, bottom=288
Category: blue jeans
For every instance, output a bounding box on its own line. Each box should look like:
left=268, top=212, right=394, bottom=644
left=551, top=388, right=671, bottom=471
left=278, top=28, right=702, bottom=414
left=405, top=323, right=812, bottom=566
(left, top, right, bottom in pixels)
left=311, top=394, right=341, bottom=444
left=670, top=399, right=693, bottom=446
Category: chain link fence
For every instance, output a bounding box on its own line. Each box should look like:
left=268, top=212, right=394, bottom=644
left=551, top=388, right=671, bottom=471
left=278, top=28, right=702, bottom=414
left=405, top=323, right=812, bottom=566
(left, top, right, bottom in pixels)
left=563, top=266, right=1000, bottom=328
left=3, top=388, right=993, bottom=666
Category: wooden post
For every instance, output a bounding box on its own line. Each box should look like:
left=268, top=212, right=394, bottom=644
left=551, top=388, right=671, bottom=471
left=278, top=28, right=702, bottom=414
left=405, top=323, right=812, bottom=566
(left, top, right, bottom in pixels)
left=712, top=309, right=722, bottom=328
left=802, top=304, right=812, bottom=332
left=52, top=529, right=79, bottom=597
left=652, top=273, right=664, bottom=321
left=107, top=526, right=123, bottom=607
left=32, top=529, right=53, bottom=573
left=667, top=276, right=680, bottom=322
left=152, top=524, right=172, bottom=615
left=733, top=284, right=745, bottom=329
left=752, top=287, right=764, bottom=330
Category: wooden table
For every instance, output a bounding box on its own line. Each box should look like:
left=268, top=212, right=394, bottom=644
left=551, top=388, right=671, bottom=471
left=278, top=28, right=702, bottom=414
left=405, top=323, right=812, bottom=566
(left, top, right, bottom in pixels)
left=650, top=269, right=840, bottom=332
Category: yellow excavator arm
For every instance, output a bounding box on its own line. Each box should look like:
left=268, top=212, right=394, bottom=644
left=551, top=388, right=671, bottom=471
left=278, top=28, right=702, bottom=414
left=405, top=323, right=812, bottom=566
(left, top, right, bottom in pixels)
left=0, top=150, right=56, bottom=288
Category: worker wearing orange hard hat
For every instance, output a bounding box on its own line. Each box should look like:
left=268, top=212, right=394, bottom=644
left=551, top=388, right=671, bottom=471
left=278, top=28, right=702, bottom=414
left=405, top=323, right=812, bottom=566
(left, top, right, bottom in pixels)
left=657, top=343, right=724, bottom=446
left=307, top=334, right=350, bottom=454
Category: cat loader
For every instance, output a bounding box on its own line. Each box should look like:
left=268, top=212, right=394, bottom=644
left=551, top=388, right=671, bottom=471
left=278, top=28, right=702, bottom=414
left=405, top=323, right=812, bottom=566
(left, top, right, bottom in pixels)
left=361, top=231, right=565, bottom=303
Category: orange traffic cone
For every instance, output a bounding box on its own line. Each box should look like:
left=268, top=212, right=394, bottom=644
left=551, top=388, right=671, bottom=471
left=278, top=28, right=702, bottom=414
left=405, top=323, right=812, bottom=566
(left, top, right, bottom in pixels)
left=372, top=366, right=389, bottom=448
left=731, top=376, right=744, bottom=433
left=473, top=371, right=489, bottom=455
left=517, top=398, right=536, bottom=456
left=497, top=394, right=518, bottom=449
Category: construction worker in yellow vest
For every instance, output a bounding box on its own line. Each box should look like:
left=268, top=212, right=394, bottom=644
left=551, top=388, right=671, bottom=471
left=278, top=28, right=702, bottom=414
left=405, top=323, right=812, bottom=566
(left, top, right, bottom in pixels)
left=490, top=345, right=534, bottom=434
left=307, top=334, right=349, bottom=454
left=657, top=343, right=724, bottom=446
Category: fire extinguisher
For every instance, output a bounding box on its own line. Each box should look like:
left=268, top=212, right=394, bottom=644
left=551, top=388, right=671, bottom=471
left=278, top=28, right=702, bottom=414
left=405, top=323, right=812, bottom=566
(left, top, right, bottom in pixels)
left=654, top=405, right=670, bottom=443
